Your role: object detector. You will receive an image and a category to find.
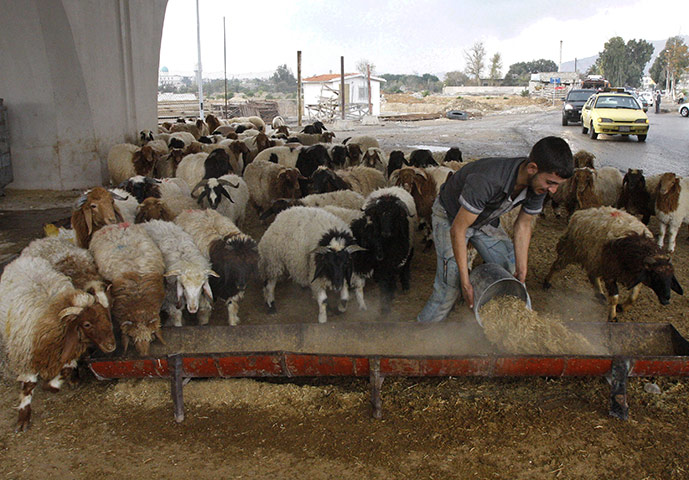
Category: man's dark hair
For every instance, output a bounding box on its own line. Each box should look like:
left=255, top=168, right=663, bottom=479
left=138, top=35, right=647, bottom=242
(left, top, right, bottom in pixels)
left=528, top=136, right=574, bottom=179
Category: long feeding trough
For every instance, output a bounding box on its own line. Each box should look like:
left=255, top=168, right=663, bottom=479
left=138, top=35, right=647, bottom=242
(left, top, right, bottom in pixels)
left=86, top=320, right=689, bottom=422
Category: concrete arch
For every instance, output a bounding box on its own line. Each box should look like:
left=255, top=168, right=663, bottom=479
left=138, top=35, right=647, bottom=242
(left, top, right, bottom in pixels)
left=0, top=0, right=168, bottom=190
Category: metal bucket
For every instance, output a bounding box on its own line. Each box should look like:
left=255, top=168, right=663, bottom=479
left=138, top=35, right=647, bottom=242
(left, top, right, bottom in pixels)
left=470, top=263, right=531, bottom=327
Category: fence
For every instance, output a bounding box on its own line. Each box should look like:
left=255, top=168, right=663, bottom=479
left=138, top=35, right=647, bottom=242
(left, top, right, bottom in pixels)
left=157, top=93, right=298, bottom=124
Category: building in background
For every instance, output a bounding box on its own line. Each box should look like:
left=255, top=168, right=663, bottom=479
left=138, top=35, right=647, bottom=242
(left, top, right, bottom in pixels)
left=302, top=73, right=386, bottom=118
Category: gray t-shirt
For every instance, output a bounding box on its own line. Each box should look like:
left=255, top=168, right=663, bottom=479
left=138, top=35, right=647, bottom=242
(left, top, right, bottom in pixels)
left=438, top=157, right=545, bottom=230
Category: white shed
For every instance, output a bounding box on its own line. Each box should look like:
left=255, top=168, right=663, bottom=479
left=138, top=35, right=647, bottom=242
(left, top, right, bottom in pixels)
left=302, top=73, right=386, bottom=118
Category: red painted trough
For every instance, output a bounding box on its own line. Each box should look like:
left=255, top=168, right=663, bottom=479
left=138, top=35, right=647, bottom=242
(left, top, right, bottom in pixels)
left=86, top=321, right=689, bottom=421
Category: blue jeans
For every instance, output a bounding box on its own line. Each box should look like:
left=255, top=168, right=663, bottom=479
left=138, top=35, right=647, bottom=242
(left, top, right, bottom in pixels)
left=417, top=198, right=515, bottom=323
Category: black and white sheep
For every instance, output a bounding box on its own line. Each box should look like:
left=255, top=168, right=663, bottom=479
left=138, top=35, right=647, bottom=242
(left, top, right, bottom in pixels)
left=191, top=174, right=250, bottom=226
left=258, top=207, right=366, bottom=323
left=175, top=209, right=258, bottom=326
left=350, top=187, right=418, bottom=312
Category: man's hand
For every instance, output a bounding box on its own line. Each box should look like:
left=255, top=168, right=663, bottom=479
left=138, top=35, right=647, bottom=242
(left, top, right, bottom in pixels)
left=461, top=280, right=474, bottom=309
left=514, top=267, right=527, bottom=283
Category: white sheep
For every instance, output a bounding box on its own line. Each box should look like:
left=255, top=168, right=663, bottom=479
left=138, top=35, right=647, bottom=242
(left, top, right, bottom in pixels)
left=0, top=256, right=115, bottom=431
left=109, top=187, right=139, bottom=223
left=343, top=135, right=380, bottom=152
left=654, top=172, right=689, bottom=252
left=175, top=152, right=209, bottom=190
left=423, top=166, right=454, bottom=194
left=593, top=166, right=624, bottom=206
left=254, top=145, right=302, bottom=167
left=20, top=237, right=110, bottom=308
left=361, top=147, right=388, bottom=174
left=258, top=206, right=366, bottom=324
left=140, top=220, right=216, bottom=326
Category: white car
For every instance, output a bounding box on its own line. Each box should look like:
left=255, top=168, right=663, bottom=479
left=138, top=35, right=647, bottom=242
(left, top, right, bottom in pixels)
left=640, top=92, right=654, bottom=107
left=680, top=103, right=689, bottom=117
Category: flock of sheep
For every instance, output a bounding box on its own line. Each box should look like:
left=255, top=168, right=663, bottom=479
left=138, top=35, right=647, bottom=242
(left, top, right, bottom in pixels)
left=0, top=113, right=686, bottom=431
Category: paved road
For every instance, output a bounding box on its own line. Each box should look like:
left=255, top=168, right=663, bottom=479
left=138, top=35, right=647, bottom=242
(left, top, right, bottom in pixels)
left=351, top=108, right=689, bottom=175
left=514, top=109, right=689, bottom=176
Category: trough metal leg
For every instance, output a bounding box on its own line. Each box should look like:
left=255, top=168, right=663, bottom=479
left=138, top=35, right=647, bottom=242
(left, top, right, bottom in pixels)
left=169, top=354, right=185, bottom=423
left=369, top=357, right=385, bottom=419
left=609, top=356, right=631, bottom=420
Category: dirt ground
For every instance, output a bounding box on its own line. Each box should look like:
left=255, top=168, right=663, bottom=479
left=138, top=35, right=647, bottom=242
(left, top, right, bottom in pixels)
left=2, top=110, right=689, bottom=479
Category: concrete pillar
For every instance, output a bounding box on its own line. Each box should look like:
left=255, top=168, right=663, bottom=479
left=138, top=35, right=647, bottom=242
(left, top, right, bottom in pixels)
left=0, top=0, right=167, bottom=190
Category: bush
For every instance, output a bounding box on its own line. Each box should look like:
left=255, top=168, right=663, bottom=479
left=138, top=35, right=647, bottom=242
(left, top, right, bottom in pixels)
left=456, top=96, right=463, bottom=99
left=265, top=93, right=274, bottom=100
left=422, top=90, right=430, bottom=97
left=520, top=89, right=530, bottom=97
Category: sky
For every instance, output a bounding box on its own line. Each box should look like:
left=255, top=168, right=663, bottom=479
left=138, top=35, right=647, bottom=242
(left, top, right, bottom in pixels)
left=159, top=0, right=689, bottom=79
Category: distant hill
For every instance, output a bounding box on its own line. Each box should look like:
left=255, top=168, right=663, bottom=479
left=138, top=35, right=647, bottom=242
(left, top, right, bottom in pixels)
left=560, top=36, right=689, bottom=74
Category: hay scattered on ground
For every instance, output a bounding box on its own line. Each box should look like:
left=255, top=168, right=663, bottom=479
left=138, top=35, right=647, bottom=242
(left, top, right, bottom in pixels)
left=479, top=296, right=606, bottom=355
left=107, top=377, right=366, bottom=415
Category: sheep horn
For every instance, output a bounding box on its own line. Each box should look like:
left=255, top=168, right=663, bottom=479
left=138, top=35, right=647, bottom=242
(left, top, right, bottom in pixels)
left=310, top=246, right=331, bottom=255
left=191, top=179, right=209, bottom=197
left=75, top=194, right=88, bottom=209
left=58, top=306, right=83, bottom=320
left=220, top=188, right=234, bottom=203
left=110, top=191, right=128, bottom=201
left=217, top=179, right=239, bottom=189
left=197, top=189, right=208, bottom=206
left=345, top=245, right=367, bottom=254
left=145, top=177, right=162, bottom=184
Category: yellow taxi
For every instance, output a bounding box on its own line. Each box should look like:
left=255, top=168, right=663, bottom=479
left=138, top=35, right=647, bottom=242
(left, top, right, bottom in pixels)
left=580, top=89, right=649, bottom=142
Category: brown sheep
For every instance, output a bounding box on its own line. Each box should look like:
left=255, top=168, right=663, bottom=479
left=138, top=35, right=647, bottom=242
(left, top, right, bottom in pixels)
left=390, top=167, right=437, bottom=248
left=616, top=169, right=653, bottom=224
left=205, top=113, right=222, bottom=134
left=135, top=198, right=174, bottom=223
left=71, top=187, right=124, bottom=248
left=573, top=150, right=595, bottom=169
left=154, top=148, right=185, bottom=178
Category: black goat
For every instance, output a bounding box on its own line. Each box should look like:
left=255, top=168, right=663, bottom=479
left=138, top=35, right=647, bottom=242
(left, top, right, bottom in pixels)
left=328, top=145, right=349, bottom=169
left=617, top=169, right=653, bottom=225
left=302, top=121, right=327, bottom=134
left=296, top=144, right=331, bottom=195
left=350, top=193, right=414, bottom=312
left=443, top=147, right=463, bottom=163
left=408, top=149, right=438, bottom=168
left=204, top=148, right=232, bottom=178
left=169, top=137, right=185, bottom=150
left=208, top=235, right=259, bottom=325
left=387, top=151, right=407, bottom=178
left=310, top=167, right=350, bottom=194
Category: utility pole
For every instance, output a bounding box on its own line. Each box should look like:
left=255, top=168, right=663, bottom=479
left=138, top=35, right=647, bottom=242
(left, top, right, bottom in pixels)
left=559, top=40, right=563, bottom=72
left=367, top=64, right=372, bottom=115
left=340, top=56, right=345, bottom=120
left=223, top=16, right=227, bottom=118
left=297, top=51, right=302, bottom=127
left=195, top=0, right=204, bottom=119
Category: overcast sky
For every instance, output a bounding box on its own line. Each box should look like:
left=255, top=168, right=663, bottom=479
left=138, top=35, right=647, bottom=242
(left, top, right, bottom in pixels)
left=159, top=0, right=688, bottom=79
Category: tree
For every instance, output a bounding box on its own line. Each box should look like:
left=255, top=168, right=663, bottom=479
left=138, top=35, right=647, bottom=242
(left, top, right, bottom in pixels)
left=649, top=54, right=667, bottom=87
left=656, top=36, right=689, bottom=96
left=271, top=64, right=297, bottom=93
left=444, top=71, right=470, bottom=86
left=597, top=36, right=654, bottom=87
left=502, top=59, right=558, bottom=86
left=464, top=42, right=486, bottom=86
left=356, top=59, right=376, bottom=76
left=489, top=53, right=502, bottom=84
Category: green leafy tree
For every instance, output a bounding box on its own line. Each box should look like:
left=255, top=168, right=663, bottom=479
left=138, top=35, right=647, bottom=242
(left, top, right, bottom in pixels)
left=598, top=37, right=653, bottom=87
left=380, top=73, right=443, bottom=93
left=444, top=71, right=470, bottom=86
left=503, top=59, right=558, bottom=86
left=654, top=36, right=689, bottom=95
left=464, top=42, right=486, bottom=85
left=271, top=64, right=297, bottom=93
left=489, top=53, right=502, bottom=84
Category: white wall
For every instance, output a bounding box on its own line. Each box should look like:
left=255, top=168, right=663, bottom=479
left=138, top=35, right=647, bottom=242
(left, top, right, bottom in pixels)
left=0, top=0, right=167, bottom=190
